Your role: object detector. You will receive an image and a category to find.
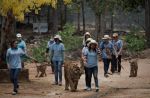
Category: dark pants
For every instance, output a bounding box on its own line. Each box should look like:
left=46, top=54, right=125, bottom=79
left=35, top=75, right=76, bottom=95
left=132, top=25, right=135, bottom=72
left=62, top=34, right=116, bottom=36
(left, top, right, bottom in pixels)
left=10, top=68, right=21, bottom=92
left=51, top=60, right=54, bottom=73
left=86, top=66, right=99, bottom=88
left=117, top=55, right=122, bottom=72
left=103, top=58, right=111, bottom=75
left=111, top=55, right=117, bottom=73
left=53, top=61, right=62, bottom=83
left=111, top=55, right=122, bottom=73
left=84, top=67, right=88, bottom=87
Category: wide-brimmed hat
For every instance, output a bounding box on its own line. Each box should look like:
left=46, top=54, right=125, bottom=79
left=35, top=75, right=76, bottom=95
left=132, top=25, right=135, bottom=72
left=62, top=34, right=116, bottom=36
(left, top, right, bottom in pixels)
left=102, top=35, right=111, bottom=40
left=86, top=38, right=93, bottom=42
left=16, top=33, right=22, bottom=38
left=85, top=32, right=91, bottom=36
left=54, top=35, right=62, bottom=41
left=113, top=33, right=118, bottom=37
left=88, top=40, right=98, bottom=46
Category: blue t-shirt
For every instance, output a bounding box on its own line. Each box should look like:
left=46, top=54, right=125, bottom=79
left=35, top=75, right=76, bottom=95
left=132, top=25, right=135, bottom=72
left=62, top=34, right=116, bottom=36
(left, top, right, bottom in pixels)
left=17, top=40, right=26, bottom=52
left=111, top=39, right=123, bottom=51
left=6, top=48, right=25, bottom=69
left=47, top=40, right=55, bottom=50
left=99, top=41, right=113, bottom=59
left=82, top=46, right=88, bottom=56
left=51, top=43, right=65, bottom=61
left=84, top=49, right=98, bottom=68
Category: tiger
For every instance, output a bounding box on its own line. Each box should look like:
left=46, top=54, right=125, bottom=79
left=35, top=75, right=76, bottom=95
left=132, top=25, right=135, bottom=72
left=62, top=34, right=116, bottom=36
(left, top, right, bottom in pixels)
left=64, top=60, right=84, bottom=92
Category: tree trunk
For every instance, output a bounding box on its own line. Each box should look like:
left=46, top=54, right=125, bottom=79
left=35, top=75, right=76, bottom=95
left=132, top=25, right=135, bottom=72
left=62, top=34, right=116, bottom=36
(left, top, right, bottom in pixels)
left=77, top=5, right=81, bottom=34
left=95, top=14, right=101, bottom=41
left=0, top=11, right=16, bottom=69
left=111, top=13, right=114, bottom=33
left=145, top=0, right=150, bottom=48
left=64, top=5, right=67, bottom=25
left=59, top=0, right=65, bottom=30
left=47, top=6, right=50, bottom=33
left=81, top=0, right=85, bottom=34
left=51, top=8, right=58, bottom=36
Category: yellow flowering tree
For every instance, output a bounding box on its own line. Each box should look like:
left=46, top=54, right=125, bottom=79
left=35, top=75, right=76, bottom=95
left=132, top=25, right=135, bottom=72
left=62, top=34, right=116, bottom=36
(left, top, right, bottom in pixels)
left=0, top=0, right=71, bottom=67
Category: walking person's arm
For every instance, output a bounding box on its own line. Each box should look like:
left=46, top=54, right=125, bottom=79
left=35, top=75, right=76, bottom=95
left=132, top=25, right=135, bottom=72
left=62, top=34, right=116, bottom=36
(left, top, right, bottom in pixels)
left=20, top=49, right=37, bottom=63
left=6, top=49, right=10, bottom=69
left=118, top=40, right=123, bottom=56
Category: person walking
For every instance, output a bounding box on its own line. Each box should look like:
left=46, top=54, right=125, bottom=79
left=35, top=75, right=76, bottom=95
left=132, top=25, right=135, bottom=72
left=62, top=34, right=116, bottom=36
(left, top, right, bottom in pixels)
left=6, top=40, right=36, bottom=95
left=16, top=33, right=26, bottom=52
left=16, top=33, right=26, bottom=68
left=111, top=33, right=123, bottom=74
left=51, top=35, right=65, bottom=86
left=81, top=38, right=93, bottom=90
left=83, top=39, right=99, bottom=92
left=82, top=32, right=91, bottom=47
left=46, top=37, right=55, bottom=73
left=100, top=35, right=113, bottom=78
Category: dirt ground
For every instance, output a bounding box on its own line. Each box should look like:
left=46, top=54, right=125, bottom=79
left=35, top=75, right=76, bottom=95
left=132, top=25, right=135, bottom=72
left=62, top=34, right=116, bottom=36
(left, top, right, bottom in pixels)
left=0, top=58, right=150, bottom=98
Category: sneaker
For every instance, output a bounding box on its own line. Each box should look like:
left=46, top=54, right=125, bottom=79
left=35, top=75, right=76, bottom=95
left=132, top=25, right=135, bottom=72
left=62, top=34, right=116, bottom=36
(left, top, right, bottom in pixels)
left=84, top=86, right=89, bottom=90
left=12, top=91, right=17, bottom=95
left=95, top=87, right=99, bottom=92
left=107, top=72, right=113, bottom=75
left=86, top=87, right=92, bottom=91
left=104, top=74, right=109, bottom=78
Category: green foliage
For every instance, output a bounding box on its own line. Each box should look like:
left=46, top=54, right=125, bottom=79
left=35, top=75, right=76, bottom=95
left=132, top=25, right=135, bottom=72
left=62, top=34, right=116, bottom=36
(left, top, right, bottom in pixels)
left=58, top=23, right=82, bottom=51
left=116, top=0, right=145, bottom=11
left=31, top=23, right=82, bottom=62
left=86, top=0, right=105, bottom=15
left=32, top=39, right=48, bottom=63
left=125, top=28, right=146, bottom=53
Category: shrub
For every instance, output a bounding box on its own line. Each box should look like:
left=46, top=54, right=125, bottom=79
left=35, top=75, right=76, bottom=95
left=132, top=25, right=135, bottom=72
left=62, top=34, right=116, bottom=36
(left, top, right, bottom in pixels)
left=31, top=23, right=82, bottom=62
left=124, top=29, right=146, bottom=53
left=58, top=23, right=82, bottom=51
left=31, top=39, right=47, bottom=63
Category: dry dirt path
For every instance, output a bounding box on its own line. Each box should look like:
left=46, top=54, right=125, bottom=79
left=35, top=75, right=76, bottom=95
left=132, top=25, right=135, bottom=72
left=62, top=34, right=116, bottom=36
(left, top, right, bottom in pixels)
left=0, top=59, right=150, bottom=98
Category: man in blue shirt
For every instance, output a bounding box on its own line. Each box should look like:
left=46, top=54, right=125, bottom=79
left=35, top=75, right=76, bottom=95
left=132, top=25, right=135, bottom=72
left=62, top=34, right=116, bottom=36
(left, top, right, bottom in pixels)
left=16, top=33, right=26, bottom=52
left=6, top=40, right=36, bottom=95
left=111, top=33, right=123, bottom=74
left=100, top=35, right=113, bottom=78
left=46, top=38, right=55, bottom=73
left=16, top=33, right=26, bottom=68
left=51, top=35, right=65, bottom=86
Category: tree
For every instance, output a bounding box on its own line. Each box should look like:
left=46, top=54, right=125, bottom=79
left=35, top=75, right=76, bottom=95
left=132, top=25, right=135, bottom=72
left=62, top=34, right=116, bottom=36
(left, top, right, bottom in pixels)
left=0, top=0, right=72, bottom=67
left=86, top=0, right=119, bottom=40
left=116, top=0, right=150, bottom=47
left=145, top=0, right=150, bottom=47
left=81, top=0, right=85, bottom=34
left=86, top=0, right=108, bottom=40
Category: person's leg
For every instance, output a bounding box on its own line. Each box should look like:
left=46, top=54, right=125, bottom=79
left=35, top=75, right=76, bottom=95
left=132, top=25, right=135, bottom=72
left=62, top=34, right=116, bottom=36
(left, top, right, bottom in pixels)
left=84, top=67, right=88, bottom=89
left=117, top=55, right=122, bottom=73
left=10, top=69, right=15, bottom=83
left=58, top=61, right=62, bottom=85
left=107, top=59, right=111, bottom=73
left=53, top=61, right=58, bottom=84
left=103, top=59, right=108, bottom=75
left=86, top=68, right=92, bottom=90
left=111, top=55, right=117, bottom=73
left=10, top=69, right=17, bottom=95
left=51, top=60, right=54, bottom=73
left=13, top=68, right=21, bottom=93
left=92, top=67, right=99, bottom=89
